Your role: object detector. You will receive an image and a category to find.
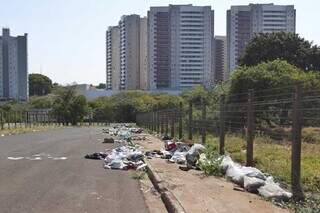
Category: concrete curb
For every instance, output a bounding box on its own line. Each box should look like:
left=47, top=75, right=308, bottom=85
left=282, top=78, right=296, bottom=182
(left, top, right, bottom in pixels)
left=145, top=159, right=186, bottom=213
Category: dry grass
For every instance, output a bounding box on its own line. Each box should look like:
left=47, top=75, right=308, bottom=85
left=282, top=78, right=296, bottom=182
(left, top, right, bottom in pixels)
left=206, top=134, right=320, bottom=193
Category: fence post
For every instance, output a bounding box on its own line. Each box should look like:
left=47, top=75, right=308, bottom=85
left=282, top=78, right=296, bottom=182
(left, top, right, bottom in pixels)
left=170, top=111, right=175, bottom=138
left=156, top=112, right=160, bottom=133
left=246, top=89, right=254, bottom=166
left=0, top=112, right=3, bottom=130
left=219, top=95, right=225, bottom=155
left=291, top=83, right=304, bottom=201
left=165, top=111, right=169, bottom=136
left=178, top=102, right=183, bottom=139
left=188, top=102, right=193, bottom=140
left=153, top=112, right=156, bottom=132
left=8, top=112, right=10, bottom=129
left=201, top=100, right=207, bottom=144
left=160, top=112, right=164, bottom=134
left=14, top=111, right=17, bottom=128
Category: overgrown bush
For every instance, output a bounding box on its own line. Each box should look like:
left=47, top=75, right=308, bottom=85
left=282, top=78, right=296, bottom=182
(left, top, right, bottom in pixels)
left=198, top=142, right=224, bottom=176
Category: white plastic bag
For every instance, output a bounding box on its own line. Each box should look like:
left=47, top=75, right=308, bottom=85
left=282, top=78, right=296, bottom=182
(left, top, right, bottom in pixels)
left=243, top=176, right=265, bottom=193
left=258, top=177, right=292, bottom=200
left=220, top=156, right=234, bottom=171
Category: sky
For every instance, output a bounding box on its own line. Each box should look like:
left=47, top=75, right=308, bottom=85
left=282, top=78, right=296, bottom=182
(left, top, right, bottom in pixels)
left=0, top=0, right=318, bottom=85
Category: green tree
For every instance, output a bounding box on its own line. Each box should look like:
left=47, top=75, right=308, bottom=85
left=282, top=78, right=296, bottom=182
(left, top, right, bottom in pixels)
left=230, top=60, right=320, bottom=127
left=240, top=32, right=320, bottom=71
left=231, top=60, right=319, bottom=94
left=28, top=95, right=53, bottom=109
left=52, top=87, right=88, bottom=125
left=29, top=74, right=53, bottom=96
left=96, top=83, right=106, bottom=89
left=181, top=85, right=209, bottom=105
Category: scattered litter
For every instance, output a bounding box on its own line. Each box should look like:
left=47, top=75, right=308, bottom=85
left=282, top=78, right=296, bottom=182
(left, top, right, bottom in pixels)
left=85, top=152, right=107, bottom=160
left=162, top=135, right=172, bottom=140
left=164, top=140, right=176, bottom=151
left=143, top=128, right=292, bottom=201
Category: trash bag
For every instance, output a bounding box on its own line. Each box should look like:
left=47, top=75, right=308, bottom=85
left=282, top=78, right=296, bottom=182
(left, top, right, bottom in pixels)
left=127, top=151, right=144, bottom=162
left=104, top=159, right=126, bottom=170
left=241, top=167, right=266, bottom=181
left=169, top=151, right=187, bottom=164
left=164, top=140, right=177, bottom=151
left=119, top=131, right=131, bottom=140
left=258, top=177, right=292, bottom=200
left=220, top=156, right=235, bottom=171
left=103, top=137, right=114, bottom=143
left=162, top=135, right=172, bottom=140
left=226, top=164, right=266, bottom=186
left=243, top=176, right=266, bottom=193
left=226, top=164, right=246, bottom=185
left=161, top=150, right=173, bottom=159
left=186, top=144, right=205, bottom=167
left=84, top=152, right=107, bottom=160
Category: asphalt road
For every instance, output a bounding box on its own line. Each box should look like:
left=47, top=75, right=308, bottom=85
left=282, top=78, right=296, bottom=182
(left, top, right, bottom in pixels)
left=0, top=127, right=149, bottom=213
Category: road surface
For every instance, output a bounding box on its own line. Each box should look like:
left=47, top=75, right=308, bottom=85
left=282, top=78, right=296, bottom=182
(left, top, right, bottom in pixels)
left=0, top=127, right=149, bottom=213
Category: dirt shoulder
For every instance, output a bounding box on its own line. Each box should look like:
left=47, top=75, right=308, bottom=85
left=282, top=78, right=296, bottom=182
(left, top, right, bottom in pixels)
left=135, top=134, right=291, bottom=213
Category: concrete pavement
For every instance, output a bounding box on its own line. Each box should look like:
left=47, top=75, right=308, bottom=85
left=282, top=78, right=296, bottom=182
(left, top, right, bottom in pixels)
left=0, top=127, right=149, bottom=213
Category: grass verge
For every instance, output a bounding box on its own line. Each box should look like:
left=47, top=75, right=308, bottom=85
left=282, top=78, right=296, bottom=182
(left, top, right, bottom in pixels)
left=205, top=134, right=320, bottom=212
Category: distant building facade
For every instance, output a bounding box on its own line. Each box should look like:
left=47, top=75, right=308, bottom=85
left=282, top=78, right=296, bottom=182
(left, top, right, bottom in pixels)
left=0, top=28, right=28, bottom=101
left=227, top=4, right=296, bottom=74
left=106, top=26, right=120, bottom=90
left=214, top=36, right=228, bottom=83
left=148, top=4, right=215, bottom=90
left=106, top=15, right=148, bottom=90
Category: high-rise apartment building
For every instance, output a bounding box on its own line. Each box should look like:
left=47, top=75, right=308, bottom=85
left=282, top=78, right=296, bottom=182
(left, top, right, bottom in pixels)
left=227, top=4, right=296, bottom=74
left=148, top=4, right=214, bottom=90
left=119, top=15, right=147, bottom=90
left=139, top=17, right=148, bottom=90
left=0, top=28, right=28, bottom=101
left=214, top=36, right=228, bottom=83
left=106, top=26, right=120, bottom=90
left=106, top=15, right=147, bottom=90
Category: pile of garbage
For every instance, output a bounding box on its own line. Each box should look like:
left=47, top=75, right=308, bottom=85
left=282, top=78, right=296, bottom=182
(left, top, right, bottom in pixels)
left=146, top=135, right=206, bottom=170
left=104, top=144, right=146, bottom=170
left=86, top=124, right=147, bottom=171
left=199, top=154, right=293, bottom=200
left=147, top=134, right=292, bottom=201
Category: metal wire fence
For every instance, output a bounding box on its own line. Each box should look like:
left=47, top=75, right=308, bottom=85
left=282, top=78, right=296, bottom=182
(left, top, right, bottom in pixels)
left=136, top=83, right=320, bottom=200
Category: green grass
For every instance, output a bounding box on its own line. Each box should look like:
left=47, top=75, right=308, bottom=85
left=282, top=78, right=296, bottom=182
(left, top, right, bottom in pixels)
left=204, top=133, right=320, bottom=212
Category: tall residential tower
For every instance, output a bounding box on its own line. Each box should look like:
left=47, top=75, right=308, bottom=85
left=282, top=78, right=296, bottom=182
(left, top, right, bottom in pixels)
left=106, top=15, right=148, bottom=90
left=214, top=36, right=228, bottom=83
left=148, top=4, right=215, bottom=90
left=227, top=4, right=296, bottom=74
left=106, top=26, right=120, bottom=90
left=0, top=28, right=28, bottom=101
